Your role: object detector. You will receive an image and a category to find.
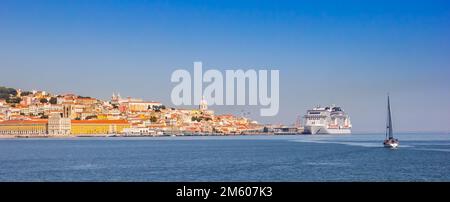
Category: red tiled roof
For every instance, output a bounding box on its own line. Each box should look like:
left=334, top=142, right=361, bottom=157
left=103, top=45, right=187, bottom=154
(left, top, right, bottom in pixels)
left=0, top=119, right=48, bottom=125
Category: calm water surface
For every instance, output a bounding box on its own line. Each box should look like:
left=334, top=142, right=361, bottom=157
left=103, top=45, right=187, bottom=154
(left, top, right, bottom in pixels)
left=0, top=133, right=449, bottom=181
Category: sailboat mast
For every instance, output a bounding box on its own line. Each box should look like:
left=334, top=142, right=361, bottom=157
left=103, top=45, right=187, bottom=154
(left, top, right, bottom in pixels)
left=387, top=95, right=393, bottom=139
left=385, top=95, right=388, bottom=139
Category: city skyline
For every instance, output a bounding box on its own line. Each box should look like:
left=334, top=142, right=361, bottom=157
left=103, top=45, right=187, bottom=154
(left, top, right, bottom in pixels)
left=1, top=0, right=450, bottom=132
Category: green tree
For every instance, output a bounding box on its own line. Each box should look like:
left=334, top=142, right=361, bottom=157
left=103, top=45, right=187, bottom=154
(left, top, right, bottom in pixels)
left=40, top=98, right=48, bottom=103
left=150, top=116, right=158, bottom=123
left=0, top=94, right=9, bottom=100
left=0, top=87, right=17, bottom=96
left=49, top=97, right=57, bottom=104
left=191, top=116, right=201, bottom=122
left=6, top=97, right=21, bottom=103
left=85, top=115, right=97, bottom=120
left=21, top=91, right=33, bottom=96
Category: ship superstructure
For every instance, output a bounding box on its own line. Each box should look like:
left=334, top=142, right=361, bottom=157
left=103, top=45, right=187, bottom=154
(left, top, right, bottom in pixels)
left=303, top=105, right=352, bottom=134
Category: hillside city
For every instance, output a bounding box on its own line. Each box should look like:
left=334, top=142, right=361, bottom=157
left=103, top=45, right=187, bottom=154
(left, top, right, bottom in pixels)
left=0, top=86, right=296, bottom=137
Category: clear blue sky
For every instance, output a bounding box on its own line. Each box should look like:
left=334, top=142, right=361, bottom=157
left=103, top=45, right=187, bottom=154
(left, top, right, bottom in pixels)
left=1, top=0, right=450, bottom=132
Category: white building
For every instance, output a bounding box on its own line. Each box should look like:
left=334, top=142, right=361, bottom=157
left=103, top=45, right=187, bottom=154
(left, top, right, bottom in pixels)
left=48, top=113, right=71, bottom=135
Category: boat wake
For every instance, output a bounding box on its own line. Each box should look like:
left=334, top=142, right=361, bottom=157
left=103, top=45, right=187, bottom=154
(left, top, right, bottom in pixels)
left=290, top=139, right=413, bottom=148
left=413, top=148, right=450, bottom=153
left=303, top=161, right=350, bottom=167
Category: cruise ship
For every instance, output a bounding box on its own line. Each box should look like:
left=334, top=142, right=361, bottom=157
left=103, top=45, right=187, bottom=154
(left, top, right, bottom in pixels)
left=303, top=105, right=352, bottom=134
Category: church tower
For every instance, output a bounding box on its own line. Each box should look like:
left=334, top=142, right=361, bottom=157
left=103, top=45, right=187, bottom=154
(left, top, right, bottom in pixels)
left=199, top=96, right=208, bottom=111
left=63, top=104, right=72, bottom=118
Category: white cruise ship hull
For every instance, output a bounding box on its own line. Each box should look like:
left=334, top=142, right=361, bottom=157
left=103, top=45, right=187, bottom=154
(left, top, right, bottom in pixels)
left=304, top=126, right=351, bottom=135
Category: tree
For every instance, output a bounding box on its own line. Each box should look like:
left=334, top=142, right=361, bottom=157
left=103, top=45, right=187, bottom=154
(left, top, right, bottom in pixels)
left=0, top=87, right=17, bottom=96
left=49, top=97, right=57, bottom=104
left=6, top=97, right=21, bottom=103
left=85, top=115, right=97, bottom=120
left=0, top=94, right=9, bottom=100
left=21, top=91, right=33, bottom=96
left=191, top=116, right=201, bottom=122
left=0, top=86, right=17, bottom=100
left=152, top=105, right=161, bottom=112
left=150, top=116, right=158, bottom=123
left=40, top=98, right=48, bottom=103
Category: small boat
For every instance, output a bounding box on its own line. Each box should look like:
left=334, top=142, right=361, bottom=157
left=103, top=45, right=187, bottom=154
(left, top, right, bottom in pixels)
left=383, top=94, right=399, bottom=148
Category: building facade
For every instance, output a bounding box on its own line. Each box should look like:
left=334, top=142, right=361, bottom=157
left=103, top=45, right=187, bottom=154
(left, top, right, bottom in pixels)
left=0, top=120, right=48, bottom=135
left=48, top=113, right=71, bottom=135
left=71, top=120, right=130, bottom=134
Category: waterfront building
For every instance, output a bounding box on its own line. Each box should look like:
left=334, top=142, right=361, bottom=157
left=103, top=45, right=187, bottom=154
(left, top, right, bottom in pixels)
left=0, top=119, right=48, bottom=135
left=70, top=120, right=130, bottom=134
left=123, top=127, right=154, bottom=135
left=48, top=113, right=71, bottom=135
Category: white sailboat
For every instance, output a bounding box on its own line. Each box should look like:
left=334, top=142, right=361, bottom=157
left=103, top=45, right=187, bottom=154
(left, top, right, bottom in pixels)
left=383, top=94, right=399, bottom=148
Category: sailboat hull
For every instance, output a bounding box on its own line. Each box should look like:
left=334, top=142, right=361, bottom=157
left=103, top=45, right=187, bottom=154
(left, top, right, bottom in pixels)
left=383, top=142, right=398, bottom=148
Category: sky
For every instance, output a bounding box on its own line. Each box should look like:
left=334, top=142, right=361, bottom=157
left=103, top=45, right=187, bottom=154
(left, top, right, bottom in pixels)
left=1, top=0, right=450, bottom=132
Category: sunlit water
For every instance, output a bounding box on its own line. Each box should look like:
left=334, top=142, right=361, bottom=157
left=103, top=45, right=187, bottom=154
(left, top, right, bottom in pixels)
left=0, top=133, right=449, bottom=181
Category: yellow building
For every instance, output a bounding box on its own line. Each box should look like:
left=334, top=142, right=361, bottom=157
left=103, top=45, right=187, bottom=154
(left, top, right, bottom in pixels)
left=128, top=101, right=162, bottom=112
left=71, top=120, right=130, bottom=134
left=96, top=114, right=108, bottom=120
left=0, top=119, right=48, bottom=135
